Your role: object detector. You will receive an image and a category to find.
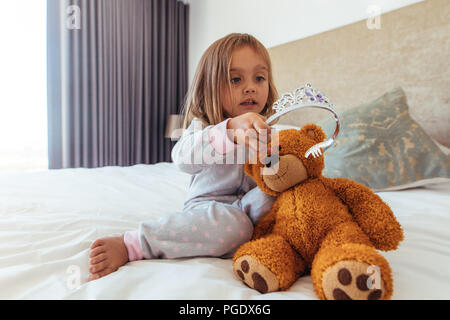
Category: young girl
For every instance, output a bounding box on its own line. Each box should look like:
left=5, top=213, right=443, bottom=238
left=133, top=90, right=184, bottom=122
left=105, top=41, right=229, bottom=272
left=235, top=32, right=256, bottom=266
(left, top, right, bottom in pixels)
left=88, top=33, right=279, bottom=281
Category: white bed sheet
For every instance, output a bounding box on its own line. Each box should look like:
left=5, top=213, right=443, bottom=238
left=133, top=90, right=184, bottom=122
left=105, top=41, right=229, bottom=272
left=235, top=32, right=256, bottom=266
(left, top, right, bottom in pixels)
left=0, top=163, right=449, bottom=300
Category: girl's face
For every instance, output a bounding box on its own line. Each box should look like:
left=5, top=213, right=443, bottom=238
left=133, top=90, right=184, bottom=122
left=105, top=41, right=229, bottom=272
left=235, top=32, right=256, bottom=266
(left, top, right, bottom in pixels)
left=221, top=46, right=269, bottom=118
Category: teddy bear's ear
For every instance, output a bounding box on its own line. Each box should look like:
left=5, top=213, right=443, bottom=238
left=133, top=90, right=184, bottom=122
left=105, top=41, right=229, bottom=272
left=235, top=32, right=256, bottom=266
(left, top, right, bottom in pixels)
left=300, top=123, right=326, bottom=143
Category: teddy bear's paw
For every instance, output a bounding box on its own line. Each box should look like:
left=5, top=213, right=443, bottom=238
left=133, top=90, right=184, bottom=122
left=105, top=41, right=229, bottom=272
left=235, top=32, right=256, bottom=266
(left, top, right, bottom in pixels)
left=233, top=255, right=279, bottom=294
left=322, top=260, right=385, bottom=300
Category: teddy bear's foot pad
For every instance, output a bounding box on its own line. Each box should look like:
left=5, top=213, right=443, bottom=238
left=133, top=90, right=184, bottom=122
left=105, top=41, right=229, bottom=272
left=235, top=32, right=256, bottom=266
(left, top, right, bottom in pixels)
left=233, top=255, right=279, bottom=293
left=322, top=260, right=385, bottom=300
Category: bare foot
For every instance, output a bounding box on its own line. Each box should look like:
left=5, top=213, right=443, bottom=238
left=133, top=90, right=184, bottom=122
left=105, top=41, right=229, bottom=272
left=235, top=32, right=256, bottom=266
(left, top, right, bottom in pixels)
left=88, top=234, right=129, bottom=281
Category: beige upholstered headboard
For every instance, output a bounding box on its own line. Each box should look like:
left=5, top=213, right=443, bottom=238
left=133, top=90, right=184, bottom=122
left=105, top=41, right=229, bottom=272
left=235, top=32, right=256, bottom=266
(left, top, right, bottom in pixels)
left=268, top=0, right=450, bottom=147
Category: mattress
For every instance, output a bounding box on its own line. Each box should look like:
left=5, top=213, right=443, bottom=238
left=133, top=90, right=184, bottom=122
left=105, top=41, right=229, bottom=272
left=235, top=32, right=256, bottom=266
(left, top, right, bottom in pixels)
left=0, top=162, right=449, bottom=299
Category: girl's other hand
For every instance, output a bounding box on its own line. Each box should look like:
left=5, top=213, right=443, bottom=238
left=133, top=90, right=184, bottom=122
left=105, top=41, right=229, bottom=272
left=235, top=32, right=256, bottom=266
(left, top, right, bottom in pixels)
left=227, top=112, right=271, bottom=154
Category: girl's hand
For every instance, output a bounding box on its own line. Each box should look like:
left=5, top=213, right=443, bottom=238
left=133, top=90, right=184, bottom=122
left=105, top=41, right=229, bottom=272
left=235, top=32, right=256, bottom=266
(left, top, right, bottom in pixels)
left=227, top=112, right=272, bottom=154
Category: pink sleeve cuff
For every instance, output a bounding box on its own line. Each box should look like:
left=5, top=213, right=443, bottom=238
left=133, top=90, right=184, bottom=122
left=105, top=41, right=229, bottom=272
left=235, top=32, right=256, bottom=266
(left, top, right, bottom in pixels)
left=124, top=230, right=144, bottom=261
left=208, top=118, right=237, bottom=155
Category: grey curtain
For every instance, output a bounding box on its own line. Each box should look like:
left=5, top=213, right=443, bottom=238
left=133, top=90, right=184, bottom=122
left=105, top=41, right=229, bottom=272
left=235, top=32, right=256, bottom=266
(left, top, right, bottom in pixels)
left=47, top=0, right=189, bottom=169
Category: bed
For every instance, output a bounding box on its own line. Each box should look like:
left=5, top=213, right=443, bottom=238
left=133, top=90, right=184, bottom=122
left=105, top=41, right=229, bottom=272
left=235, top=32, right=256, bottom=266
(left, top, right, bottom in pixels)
left=0, top=162, right=449, bottom=299
left=1, top=0, right=449, bottom=300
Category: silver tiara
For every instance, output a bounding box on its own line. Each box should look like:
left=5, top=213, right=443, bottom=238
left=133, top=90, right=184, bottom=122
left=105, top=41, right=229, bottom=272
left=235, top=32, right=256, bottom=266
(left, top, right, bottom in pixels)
left=266, top=83, right=340, bottom=159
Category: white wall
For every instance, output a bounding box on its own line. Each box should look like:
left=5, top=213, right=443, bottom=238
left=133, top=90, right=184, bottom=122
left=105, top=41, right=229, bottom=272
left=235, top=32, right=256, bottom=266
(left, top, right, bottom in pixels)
left=188, top=0, right=423, bottom=84
left=0, top=1, right=48, bottom=173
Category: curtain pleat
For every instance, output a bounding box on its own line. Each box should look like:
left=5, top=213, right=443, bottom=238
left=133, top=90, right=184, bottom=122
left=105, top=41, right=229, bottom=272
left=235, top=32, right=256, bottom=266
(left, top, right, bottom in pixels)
left=47, top=0, right=187, bottom=169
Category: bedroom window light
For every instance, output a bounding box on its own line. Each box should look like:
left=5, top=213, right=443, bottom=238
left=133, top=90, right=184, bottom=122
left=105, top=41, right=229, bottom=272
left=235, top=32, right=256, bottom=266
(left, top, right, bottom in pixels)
left=0, top=1, right=48, bottom=174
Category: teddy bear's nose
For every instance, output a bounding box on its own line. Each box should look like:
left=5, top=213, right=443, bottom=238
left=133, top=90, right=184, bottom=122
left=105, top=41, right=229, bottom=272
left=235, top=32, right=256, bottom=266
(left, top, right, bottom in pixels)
left=264, top=155, right=279, bottom=168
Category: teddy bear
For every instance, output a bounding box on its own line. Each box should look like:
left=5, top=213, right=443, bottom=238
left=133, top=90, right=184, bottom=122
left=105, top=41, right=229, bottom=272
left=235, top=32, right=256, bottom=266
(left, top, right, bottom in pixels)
left=232, top=123, right=404, bottom=300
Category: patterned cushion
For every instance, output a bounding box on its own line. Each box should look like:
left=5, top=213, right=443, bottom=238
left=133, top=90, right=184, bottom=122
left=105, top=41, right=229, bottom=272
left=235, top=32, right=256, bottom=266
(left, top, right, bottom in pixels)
left=318, top=87, right=450, bottom=191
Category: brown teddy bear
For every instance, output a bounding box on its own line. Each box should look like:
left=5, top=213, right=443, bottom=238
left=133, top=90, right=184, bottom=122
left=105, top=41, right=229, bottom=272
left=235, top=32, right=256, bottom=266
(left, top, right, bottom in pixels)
left=232, top=124, right=404, bottom=300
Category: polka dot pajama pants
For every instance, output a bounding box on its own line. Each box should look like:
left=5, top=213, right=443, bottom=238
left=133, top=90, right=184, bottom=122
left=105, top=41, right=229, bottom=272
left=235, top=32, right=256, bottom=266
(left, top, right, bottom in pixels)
left=138, top=187, right=275, bottom=259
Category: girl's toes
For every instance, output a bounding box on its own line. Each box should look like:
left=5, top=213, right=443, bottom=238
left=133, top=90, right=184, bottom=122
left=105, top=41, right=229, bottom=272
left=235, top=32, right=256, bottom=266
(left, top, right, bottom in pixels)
left=92, top=268, right=114, bottom=280
left=89, top=246, right=105, bottom=258
left=90, top=253, right=107, bottom=265
left=88, top=273, right=100, bottom=281
left=89, top=260, right=108, bottom=274
left=90, top=239, right=104, bottom=249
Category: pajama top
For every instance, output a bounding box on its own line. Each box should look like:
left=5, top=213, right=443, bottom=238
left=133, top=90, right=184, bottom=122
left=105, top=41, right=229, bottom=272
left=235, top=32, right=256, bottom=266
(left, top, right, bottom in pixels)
left=123, top=117, right=276, bottom=260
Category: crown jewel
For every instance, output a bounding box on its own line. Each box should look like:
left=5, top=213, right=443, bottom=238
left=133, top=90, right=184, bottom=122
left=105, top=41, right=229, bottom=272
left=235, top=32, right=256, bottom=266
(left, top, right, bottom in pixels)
left=265, top=84, right=340, bottom=159
left=268, top=83, right=335, bottom=123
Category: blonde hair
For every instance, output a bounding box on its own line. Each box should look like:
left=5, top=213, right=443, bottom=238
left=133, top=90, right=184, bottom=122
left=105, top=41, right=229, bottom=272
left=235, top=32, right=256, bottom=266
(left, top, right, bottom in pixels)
left=181, top=33, right=278, bottom=129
